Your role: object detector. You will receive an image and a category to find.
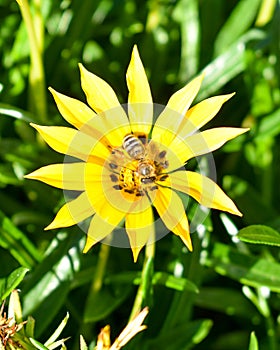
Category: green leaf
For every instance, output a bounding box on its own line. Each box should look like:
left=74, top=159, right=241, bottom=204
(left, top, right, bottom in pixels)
left=105, top=270, right=198, bottom=293
left=256, top=109, right=280, bottom=140
left=83, top=283, right=132, bottom=323
left=0, top=164, right=22, bottom=186
left=79, top=335, right=88, bottom=350
left=195, top=287, right=260, bottom=320
left=0, top=267, right=29, bottom=302
left=205, top=243, right=280, bottom=293
left=0, top=210, right=42, bottom=268
left=249, top=332, right=259, bottom=350
left=214, top=0, right=262, bottom=55
left=237, top=225, right=280, bottom=247
left=25, top=316, right=36, bottom=338
left=44, top=313, right=69, bottom=348
left=0, top=103, right=34, bottom=122
left=222, top=176, right=278, bottom=225
left=152, top=272, right=198, bottom=293
left=146, top=319, right=213, bottom=350
left=22, top=232, right=81, bottom=336
left=29, top=338, right=49, bottom=350
left=197, top=29, right=266, bottom=100
left=173, top=0, right=200, bottom=80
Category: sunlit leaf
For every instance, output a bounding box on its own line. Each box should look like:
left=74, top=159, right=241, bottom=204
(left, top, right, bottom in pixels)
left=29, top=338, right=49, bottom=350
left=44, top=313, right=69, bottom=348
left=256, top=109, right=280, bottom=139
left=152, top=272, right=198, bottom=293
left=237, top=225, right=280, bottom=246
left=173, top=0, right=200, bottom=81
left=214, top=0, right=262, bottom=55
left=0, top=267, right=29, bottom=302
left=206, top=243, right=280, bottom=293
left=22, top=232, right=82, bottom=336
left=198, top=29, right=265, bottom=100
left=79, top=335, right=88, bottom=350
left=248, top=332, right=259, bottom=350
left=0, top=103, right=34, bottom=122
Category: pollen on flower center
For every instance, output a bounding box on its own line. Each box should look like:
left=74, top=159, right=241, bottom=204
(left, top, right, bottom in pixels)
left=107, top=135, right=170, bottom=196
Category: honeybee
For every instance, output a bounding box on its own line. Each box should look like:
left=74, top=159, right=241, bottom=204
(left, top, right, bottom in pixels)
left=122, top=134, right=157, bottom=184
left=122, top=134, right=145, bottom=160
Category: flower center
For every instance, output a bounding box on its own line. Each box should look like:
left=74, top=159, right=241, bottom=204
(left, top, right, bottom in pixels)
left=107, top=134, right=169, bottom=196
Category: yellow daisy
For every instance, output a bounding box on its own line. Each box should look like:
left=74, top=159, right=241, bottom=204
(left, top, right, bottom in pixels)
left=25, top=46, right=248, bottom=262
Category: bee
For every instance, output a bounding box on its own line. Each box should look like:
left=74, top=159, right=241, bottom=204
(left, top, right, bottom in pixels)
left=122, top=134, right=157, bottom=185
left=137, top=160, right=157, bottom=184
left=122, top=134, right=145, bottom=160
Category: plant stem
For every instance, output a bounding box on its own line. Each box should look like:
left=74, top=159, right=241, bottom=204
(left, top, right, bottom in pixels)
left=129, top=238, right=155, bottom=321
left=90, top=243, right=111, bottom=296
left=79, top=243, right=111, bottom=341
left=16, top=0, right=47, bottom=122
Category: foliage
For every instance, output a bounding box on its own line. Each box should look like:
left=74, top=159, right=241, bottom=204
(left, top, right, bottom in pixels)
left=0, top=0, right=280, bottom=349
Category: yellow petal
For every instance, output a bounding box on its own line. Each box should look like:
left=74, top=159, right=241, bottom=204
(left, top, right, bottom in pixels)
left=79, top=63, right=131, bottom=144
left=30, top=123, right=110, bottom=162
left=169, top=170, right=242, bottom=216
left=25, top=163, right=86, bottom=190
left=83, top=212, right=126, bottom=253
left=177, top=93, right=235, bottom=136
left=152, top=187, right=192, bottom=251
left=126, top=45, right=153, bottom=135
left=89, top=108, right=131, bottom=148
left=125, top=197, right=155, bottom=262
left=169, top=127, right=249, bottom=164
left=152, top=74, right=204, bottom=146
left=79, top=63, right=124, bottom=115
left=45, top=192, right=94, bottom=230
left=164, top=74, right=204, bottom=116
left=49, top=87, right=97, bottom=129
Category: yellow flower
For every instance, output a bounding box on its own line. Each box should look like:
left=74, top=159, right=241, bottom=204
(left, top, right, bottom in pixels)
left=25, top=46, right=248, bottom=262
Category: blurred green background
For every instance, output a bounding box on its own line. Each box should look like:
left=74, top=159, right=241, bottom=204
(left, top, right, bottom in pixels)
left=1, top=0, right=280, bottom=349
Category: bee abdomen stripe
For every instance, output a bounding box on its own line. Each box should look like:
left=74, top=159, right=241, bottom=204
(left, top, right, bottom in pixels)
left=123, top=135, right=145, bottom=159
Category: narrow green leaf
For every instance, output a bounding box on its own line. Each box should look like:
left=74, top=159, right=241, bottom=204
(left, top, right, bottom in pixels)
left=79, top=335, right=88, bottom=350
left=146, top=319, right=213, bottom=349
left=205, top=243, right=280, bottom=293
left=46, top=338, right=70, bottom=350
left=0, top=103, right=34, bottom=122
left=195, top=287, right=260, bottom=320
left=105, top=271, right=198, bottom=293
left=83, top=284, right=132, bottom=323
left=152, top=272, right=198, bottom=293
left=0, top=267, right=29, bottom=302
left=25, top=316, right=36, bottom=338
left=44, top=313, right=69, bottom=347
left=256, top=109, right=280, bottom=140
left=197, top=29, right=265, bottom=100
left=22, top=232, right=81, bottom=336
left=173, top=0, right=200, bottom=80
left=0, top=210, right=42, bottom=268
left=29, top=338, right=49, bottom=350
left=0, top=164, right=22, bottom=186
left=238, top=225, right=280, bottom=246
left=249, top=332, right=259, bottom=350
left=214, top=0, right=262, bottom=55
left=222, top=176, right=278, bottom=225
